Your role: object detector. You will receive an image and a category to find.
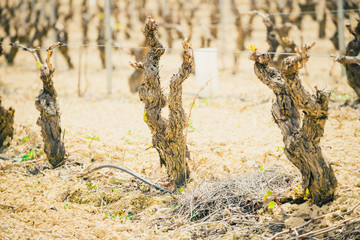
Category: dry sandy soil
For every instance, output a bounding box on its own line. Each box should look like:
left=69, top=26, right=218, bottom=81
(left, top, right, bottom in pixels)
left=0, top=0, right=360, bottom=239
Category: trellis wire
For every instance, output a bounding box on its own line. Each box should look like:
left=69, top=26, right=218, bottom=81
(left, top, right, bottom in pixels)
left=237, top=8, right=360, bottom=16
left=0, top=41, right=351, bottom=59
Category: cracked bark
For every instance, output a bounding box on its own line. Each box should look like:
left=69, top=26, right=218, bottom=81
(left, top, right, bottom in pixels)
left=13, top=42, right=65, bottom=167
left=130, top=17, right=192, bottom=188
left=250, top=43, right=337, bottom=206
left=36, top=44, right=65, bottom=167
left=332, top=20, right=360, bottom=101
left=0, top=98, right=14, bottom=150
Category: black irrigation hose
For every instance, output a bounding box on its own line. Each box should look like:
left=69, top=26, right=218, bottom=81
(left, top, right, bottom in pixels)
left=1, top=156, right=172, bottom=193
left=90, top=164, right=173, bottom=193
left=0, top=155, right=20, bottom=162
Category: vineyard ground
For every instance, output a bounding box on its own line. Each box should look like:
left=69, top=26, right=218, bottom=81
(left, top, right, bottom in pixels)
left=1, top=1, right=360, bottom=239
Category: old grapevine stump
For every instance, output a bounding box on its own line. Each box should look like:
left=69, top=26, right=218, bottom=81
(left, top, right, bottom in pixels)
left=130, top=17, right=192, bottom=188
left=36, top=45, right=66, bottom=167
left=0, top=45, right=15, bottom=149
left=332, top=21, right=360, bottom=102
left=250, top=43, right=337, bottom=206
left=13, top=42, right=65, bottom=167
left=0, top=99, right=14, bottom=149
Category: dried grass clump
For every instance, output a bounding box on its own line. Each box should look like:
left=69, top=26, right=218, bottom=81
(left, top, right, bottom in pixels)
left=176, top=168, right=298, bottom=223
left=326, top=220, right=360, bottom=240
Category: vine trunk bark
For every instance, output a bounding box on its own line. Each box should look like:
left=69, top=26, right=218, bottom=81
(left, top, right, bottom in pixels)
left=36, top=44, right=65, bottom=167
left=332, top=20, right=360, bottom=102
left=0, top=99, right=14, bottom=150
left=250, top=43, right=337, bottom=206
left=13, top=42, right=65, bottom=167
left=130, top=17, right=192, bottom=187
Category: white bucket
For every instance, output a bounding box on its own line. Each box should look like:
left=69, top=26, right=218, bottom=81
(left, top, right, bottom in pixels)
left=194, top=48, right=219, bottom=98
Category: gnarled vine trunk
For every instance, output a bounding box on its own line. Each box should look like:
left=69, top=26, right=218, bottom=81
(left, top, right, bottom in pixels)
left=0, top=99, right=14, bottom=149
left=250, top=44, right=337, bottom=206
left=0, top=44, right=15, bottom=149
left=332, top=20, right=360, bottom=102
left=36, top=47, right=65, bottom=168
left=13, top=42, right=65, bottom=167
left=130, top=17, right=192, bottom=187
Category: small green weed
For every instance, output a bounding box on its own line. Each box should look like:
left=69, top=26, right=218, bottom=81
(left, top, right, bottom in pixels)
left=105, top=212, right=117, bottom=219
left=21, top=148, right=44, bottom=161
left=276, top=146, right=285, bottom=152
left=330, top=91, right=351, bottom=102
left=188, top=121, right=201, bottom=132
left=84, top=135, right=100, bottom=140
left=177, top=188, right=184, bottom=194
left=263, top=190, right=277, bottom=209
left=87, top=183, right=98, bottom=190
